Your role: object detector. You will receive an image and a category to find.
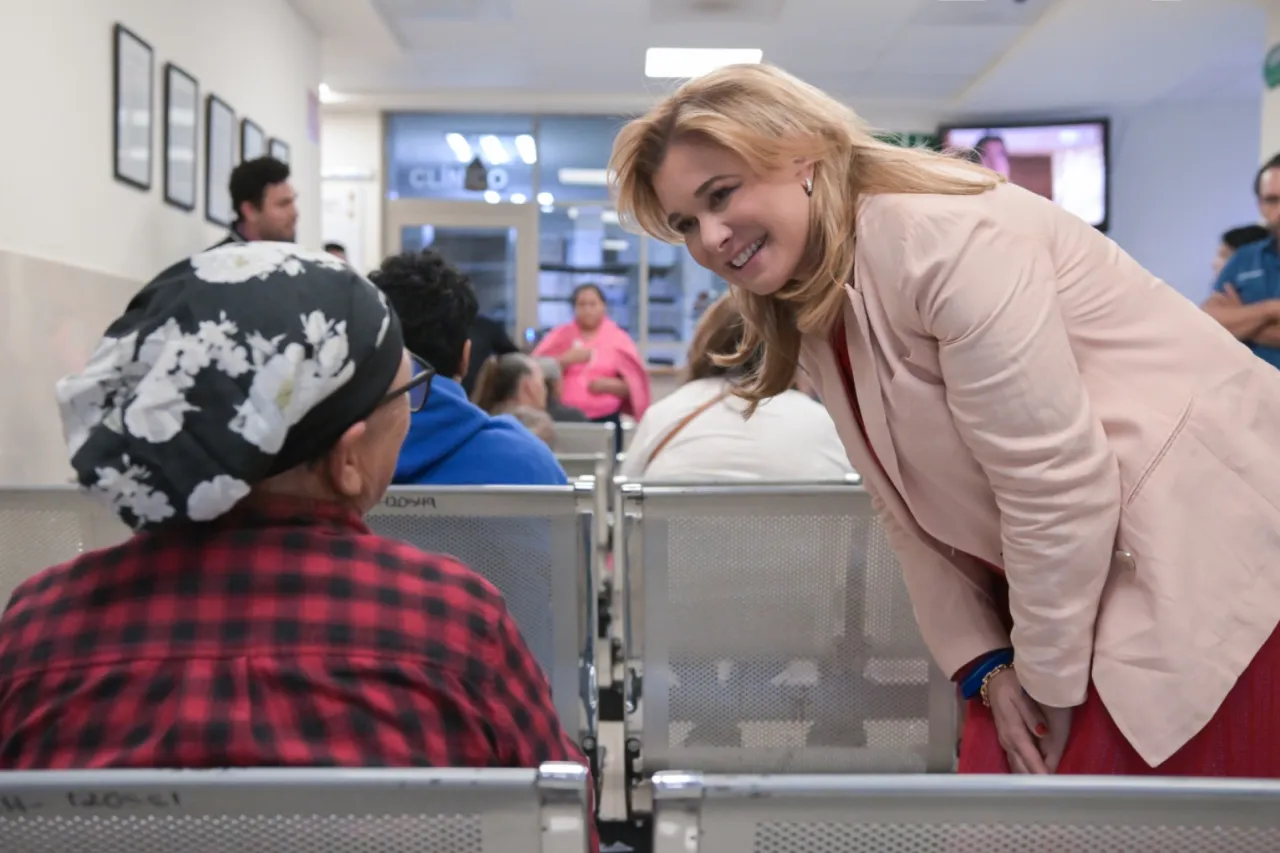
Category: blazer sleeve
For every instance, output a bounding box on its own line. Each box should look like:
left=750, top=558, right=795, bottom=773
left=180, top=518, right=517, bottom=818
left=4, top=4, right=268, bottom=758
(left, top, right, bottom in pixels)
left=898, top=202, right=1121, bottom=708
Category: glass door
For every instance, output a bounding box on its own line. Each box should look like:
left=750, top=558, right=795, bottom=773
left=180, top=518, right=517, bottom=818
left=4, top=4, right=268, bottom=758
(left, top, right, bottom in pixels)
left=384, top=200, right=539, bottom=340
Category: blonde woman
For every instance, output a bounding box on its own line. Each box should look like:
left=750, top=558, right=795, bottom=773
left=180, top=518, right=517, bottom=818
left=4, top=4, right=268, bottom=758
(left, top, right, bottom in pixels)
left=609, top=63, right=1280, bottom=776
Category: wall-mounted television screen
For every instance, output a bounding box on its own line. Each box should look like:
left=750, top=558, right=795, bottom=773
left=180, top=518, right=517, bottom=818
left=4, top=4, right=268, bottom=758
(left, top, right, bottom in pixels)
left=938, top=119, right=1110, bottom=231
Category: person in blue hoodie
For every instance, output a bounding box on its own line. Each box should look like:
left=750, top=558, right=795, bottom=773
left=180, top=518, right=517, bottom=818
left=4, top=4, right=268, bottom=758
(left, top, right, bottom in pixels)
left=369, top=250, right=568, bottom=486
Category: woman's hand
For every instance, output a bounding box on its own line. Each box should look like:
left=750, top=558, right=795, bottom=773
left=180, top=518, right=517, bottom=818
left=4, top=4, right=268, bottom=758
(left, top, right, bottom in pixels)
left=560, top=346, right=592, bottom=366
left=985, top=667, right=1060, bottom=774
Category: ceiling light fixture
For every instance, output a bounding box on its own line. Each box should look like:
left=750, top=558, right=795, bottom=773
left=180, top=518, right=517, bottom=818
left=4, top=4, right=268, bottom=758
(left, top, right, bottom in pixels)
left=515, top=134, right=537, bottom=164
left=445, top=133, right=472, bottom=163
left=483, top=190, right=501, bottom=204
left=479, top=134, right=510, bottom=164
left=557, top=168, right=610, bottom=186
left=536, top=192, right=554, bottom=206
left=644, top=47, right=763, bottom=79
left=509, top=193, right=528, bottom=204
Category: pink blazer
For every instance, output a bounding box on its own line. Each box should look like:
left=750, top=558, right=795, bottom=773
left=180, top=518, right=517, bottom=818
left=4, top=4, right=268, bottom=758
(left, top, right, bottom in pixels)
left=534, top=318, right=651, bottom=420
left=800, top=181, right=1280, bottom=767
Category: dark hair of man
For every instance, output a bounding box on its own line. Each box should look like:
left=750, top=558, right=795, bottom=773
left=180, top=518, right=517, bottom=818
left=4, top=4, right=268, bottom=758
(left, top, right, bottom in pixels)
left=368, top=250, right=478, bottom=377
left=1222, top=225, right=1271, bottom=250
left=229, top=157, right=290, bottom=222
left=1253, top=152, right=1280, bottom=197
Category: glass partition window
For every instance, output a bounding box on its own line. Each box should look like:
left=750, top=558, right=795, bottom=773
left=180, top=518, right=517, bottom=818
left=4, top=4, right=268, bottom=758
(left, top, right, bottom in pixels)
left=645, top=240, right=728, bottom=368
left=386, top=111, right=765, bottom=365
left=386, top=113, right=536, bottom=203
left=536, top=116, right=628, bottom=204
left=537, top=205, right=640, bottom=339
left=400, top=224, right=519, bottom=327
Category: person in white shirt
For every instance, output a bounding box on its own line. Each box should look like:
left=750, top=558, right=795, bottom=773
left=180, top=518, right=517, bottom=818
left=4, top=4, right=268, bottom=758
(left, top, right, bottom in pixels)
left=622, top=293, right=854, bottom=481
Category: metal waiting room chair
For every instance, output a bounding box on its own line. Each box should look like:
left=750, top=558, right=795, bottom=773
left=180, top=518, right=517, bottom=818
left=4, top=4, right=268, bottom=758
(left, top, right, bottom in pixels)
left=617, top=481, right=955, bottom=782
left=365, top=485, right=599, bottom=757
left=0, top=762, right=592, bottom=852
left=650, top=772, right=1280, bottom=853
left=0, top=486, right=131, bottom=608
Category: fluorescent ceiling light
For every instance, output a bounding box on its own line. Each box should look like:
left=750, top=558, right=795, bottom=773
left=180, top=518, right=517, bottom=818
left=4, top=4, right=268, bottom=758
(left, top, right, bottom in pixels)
left=645, top=47, right=762, bottom=79
left=483, top=190, right=501, bottom=204
left=515, top=134, right=537, bottom=164
left=445, top=133, right=472, bottom=163
left=479, top=134, right=509, bottom=164
left=509, top=193, right=527, bottom=204
left=557, top=168, right=610, bottom=186
left=536, top=191, right=554, bottom=206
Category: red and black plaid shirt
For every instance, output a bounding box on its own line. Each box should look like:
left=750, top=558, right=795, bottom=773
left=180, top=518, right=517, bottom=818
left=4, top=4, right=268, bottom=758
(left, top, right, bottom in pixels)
left=0, top=495, right=593, bottom=831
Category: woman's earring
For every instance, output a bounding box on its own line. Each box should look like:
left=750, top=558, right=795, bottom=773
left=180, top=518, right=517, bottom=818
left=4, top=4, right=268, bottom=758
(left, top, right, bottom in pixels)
left=802, top=177, right=814, bottom=197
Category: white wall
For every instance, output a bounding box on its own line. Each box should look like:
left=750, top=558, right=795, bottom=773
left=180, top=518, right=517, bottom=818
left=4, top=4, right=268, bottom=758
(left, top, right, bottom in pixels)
left=320, top=109, right=383, bottom=274
left=0, top=0, right=321, bottom=485
left=0, top=0, right=322, bottom=282
left=1108, top=98, right=1263, bottom=304
left=1262, top=0, right=1280, bottom=160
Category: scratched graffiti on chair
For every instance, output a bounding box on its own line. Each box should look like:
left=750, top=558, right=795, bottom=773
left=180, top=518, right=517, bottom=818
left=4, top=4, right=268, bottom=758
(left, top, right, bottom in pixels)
left=0, top=790, right=181, bottom=814
left=380, top=494, right=439, bottom=510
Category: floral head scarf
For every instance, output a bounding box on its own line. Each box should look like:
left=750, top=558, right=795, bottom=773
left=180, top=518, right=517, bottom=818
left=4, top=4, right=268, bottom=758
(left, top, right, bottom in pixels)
left=56, top=242, right=404, bottom=530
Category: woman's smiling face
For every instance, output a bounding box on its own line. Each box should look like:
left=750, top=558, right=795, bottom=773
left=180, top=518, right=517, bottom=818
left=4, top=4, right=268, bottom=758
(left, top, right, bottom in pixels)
left=652, top=137, right=813, bottom=297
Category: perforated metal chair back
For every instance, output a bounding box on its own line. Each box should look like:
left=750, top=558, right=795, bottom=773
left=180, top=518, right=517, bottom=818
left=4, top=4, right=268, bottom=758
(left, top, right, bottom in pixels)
left=0, top=762, right=590, bottom=853
left=621, top=482, right=953, bottom=774
left=651, top=772, right=1280, bottom=853
left=555, top=453, right=607, bottom=482
left=553, top=423, right=616, bottom=459
left=0, top=487, right=131, bottom=609
left=365, top=486, right=593, bottom=738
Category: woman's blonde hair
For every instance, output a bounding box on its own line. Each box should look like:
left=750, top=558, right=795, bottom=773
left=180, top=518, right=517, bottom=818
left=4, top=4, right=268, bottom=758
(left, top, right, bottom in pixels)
left=609, top=63, right=1001, bottom=410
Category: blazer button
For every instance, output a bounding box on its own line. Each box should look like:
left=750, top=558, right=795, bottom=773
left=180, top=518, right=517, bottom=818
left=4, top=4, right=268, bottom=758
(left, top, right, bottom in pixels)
left=1113, top=549, right=1136, bottom=572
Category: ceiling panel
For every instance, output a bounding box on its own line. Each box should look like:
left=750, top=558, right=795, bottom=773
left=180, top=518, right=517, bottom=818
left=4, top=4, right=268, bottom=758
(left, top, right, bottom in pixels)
left=304, top=0, right=1268, bottom=118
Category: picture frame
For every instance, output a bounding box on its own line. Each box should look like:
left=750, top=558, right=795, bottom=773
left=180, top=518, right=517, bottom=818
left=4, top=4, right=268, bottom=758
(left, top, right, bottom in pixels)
left=112, top=23, right=154, bottom=190
left=204, top=94, right=237, bottom=227
left=240, top=118, right=266, bottom=161
left=162, top=63, right=199, bottom=211
left=268, top=137, right=291, bottom=165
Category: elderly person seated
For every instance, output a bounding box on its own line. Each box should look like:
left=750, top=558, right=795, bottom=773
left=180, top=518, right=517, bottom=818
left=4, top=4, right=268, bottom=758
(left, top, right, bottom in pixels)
left=0, top=245, right=592, bottom=801
left=471, top=352, right=549, bottom=416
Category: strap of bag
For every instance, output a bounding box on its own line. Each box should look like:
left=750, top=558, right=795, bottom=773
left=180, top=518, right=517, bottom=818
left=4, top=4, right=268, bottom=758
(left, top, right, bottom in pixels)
left=642, top=388, right=731, bottom=473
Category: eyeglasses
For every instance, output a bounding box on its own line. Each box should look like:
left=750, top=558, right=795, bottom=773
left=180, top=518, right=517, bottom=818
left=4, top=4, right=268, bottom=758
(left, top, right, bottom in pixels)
left=382, top=354, right=434, bottom=413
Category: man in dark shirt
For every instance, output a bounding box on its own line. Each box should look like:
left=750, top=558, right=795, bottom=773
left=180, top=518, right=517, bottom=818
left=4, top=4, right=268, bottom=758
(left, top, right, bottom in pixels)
left=1203, top=153, right=1280, bottom=369
left=0, top=244, right=594, bottom=848
left=461, top=314, right=520, bottom=395
left=211, top=156, right=298, bottom=249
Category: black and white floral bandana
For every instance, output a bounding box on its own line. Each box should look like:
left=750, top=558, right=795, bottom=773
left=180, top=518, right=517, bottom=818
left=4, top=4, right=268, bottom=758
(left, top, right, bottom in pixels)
left=56, top=242, right=404, bottom=531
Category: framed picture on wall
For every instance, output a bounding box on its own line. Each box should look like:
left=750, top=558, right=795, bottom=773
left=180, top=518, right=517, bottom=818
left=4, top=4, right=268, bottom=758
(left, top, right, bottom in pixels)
left=241, top=119, right=266, bottom=161
left=204, top=94, right=236, bottom=227
left=162, top=63, right=198, bottom=211
left=269, top=137, right=291, bottom=164
left=112, top=23, right=154, bottom=190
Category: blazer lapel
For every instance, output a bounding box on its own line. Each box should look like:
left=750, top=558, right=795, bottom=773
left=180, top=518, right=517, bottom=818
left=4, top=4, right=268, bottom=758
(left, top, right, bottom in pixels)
left=801, top=302, right=913, bottom=537
left=842, top=285, right=906, bottom=498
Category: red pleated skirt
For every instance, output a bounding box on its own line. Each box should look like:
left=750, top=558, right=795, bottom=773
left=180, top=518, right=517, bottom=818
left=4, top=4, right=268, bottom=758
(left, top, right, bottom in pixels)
left=958, top=622, right=1280, bottom=776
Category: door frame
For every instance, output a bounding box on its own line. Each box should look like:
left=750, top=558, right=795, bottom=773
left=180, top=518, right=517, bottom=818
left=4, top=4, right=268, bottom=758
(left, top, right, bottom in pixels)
left=383, top=199, right=540, bottom=337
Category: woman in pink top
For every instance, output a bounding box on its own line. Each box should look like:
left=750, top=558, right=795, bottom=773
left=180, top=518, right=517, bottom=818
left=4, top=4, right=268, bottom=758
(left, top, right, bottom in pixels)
left=534, top=284, right=651, bottom=449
